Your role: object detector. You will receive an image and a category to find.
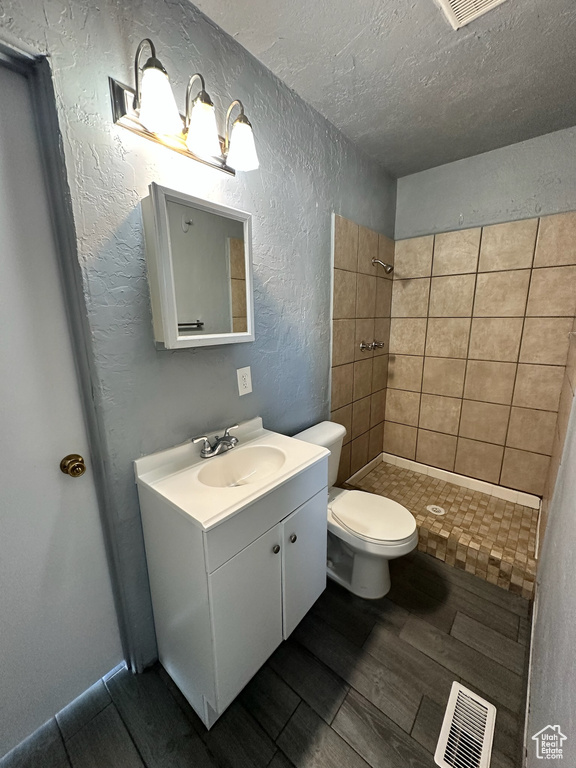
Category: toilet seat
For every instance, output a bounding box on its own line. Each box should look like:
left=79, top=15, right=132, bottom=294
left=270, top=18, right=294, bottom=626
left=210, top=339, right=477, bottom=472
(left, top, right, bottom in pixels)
left=329, top=490, right=416, bottom=544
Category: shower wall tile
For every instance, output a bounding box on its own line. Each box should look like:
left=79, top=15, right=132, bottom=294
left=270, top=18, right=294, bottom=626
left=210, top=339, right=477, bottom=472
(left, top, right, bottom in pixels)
left=429, top=274, right=476, bottom=317
left=333, top=214, right=358, bottom=272
left=393, top=235, right=433, bottom=278
left=479, top=219, right=538, bottom=272
left=473, top=270, right=530, bottom=317
left=385, top=211, right=576, bottom=497
left=526, top=266, right=576, bottom=317
left=463, top=360, right=517, bottom=405
left=332, top=216, right=392, bottom=481
left=513, top=364, right=564, bottom=411
left=432, top=228, right=481, bottom=275
left=534, top=211, right=576, bottom=267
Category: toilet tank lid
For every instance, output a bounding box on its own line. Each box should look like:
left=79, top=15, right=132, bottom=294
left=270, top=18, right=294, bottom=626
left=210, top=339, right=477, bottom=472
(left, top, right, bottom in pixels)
left=293, top=421, right=346, bottom=448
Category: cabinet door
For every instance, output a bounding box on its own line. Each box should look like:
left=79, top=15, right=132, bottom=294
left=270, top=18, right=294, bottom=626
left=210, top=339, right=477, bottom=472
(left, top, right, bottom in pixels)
left=209, top=524, right=283, bottom=712
left=282, top=489, right=327, bottom=638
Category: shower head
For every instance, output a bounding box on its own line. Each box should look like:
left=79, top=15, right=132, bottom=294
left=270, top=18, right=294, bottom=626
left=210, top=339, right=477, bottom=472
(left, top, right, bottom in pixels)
left=372, top=258, right=394, bottom=274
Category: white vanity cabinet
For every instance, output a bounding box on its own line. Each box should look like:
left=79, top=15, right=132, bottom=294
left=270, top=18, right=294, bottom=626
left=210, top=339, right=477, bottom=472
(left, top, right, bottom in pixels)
left=135, top=427, right=328, bottom=729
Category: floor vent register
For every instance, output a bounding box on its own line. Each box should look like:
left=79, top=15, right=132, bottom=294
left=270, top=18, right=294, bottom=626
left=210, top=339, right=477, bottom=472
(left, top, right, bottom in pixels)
left=435, top=682, right=497, bottom=768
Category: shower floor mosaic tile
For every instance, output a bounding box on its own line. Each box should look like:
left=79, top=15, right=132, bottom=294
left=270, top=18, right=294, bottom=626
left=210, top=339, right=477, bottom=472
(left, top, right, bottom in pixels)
left=347, top=461, right=538, bottom=599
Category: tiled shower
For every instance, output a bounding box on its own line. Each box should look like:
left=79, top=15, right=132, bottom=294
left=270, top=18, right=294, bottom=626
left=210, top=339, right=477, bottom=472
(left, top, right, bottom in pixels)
left=331, top=211, right=576, bottom=587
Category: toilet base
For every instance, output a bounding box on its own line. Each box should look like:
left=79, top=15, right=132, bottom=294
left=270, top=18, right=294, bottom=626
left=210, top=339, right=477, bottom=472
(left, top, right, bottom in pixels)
left=326, top=534, right=391, bottom=599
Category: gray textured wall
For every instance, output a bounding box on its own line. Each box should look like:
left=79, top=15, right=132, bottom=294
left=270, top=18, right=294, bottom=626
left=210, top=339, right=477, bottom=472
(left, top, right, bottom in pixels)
left=527, top=388, right=576, bottom=766
left=1, top=0, right=395, bottom=665
left=395, top=126, right=576, bottom=239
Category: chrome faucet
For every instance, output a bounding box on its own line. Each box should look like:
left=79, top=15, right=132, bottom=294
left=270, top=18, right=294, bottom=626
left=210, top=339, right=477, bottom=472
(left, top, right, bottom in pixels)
left=192, top=424, right=239, bottom=458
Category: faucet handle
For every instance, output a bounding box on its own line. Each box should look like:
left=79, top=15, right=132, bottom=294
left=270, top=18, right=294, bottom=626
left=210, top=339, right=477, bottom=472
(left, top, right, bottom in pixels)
left=223, top=424, right=239, bottom=438
left=372, top=340, right=386, bottom=349
left=192, top=435, right=211, bottom=448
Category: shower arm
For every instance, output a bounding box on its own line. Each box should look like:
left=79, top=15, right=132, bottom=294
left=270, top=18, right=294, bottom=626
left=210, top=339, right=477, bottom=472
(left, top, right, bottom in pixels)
left=371, top=258, right=394, bottom=274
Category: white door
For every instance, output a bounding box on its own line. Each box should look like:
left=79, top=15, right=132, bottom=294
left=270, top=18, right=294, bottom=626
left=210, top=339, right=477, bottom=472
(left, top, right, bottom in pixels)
left=282, top=489, right=328, bottom=638
left=209, top=525, right=283, bottom=711
left=0, top=64, right=122, bottom=756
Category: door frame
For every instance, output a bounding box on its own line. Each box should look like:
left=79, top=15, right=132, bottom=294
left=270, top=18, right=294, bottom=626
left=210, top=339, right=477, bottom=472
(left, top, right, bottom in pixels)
left=0, top=39, right=132, bottom=667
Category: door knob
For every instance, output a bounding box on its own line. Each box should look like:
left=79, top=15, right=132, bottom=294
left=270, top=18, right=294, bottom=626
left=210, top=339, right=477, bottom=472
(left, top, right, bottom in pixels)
left=289, top=534, right=297, bottom=543
left=60, top=454, right=86, bottom=478
left=272, top=544, right=280, bottom=554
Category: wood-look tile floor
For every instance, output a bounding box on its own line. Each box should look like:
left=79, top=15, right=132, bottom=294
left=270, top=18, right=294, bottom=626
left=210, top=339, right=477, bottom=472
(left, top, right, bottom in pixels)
left=1, top=552, right=531, bottom=768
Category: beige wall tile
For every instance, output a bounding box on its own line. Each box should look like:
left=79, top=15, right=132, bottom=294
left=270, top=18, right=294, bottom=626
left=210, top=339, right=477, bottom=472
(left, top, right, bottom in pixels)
left=422, top=357, right=466, bottom=397
left=390, top=319, right=427, bottom=355
left=334, top=215, right=358, bottom=272
left=500, top=448, right=550, bottom=495
left=426, top=318, right=471, bottom=358
left=354, top=318, right=375, bottom=361
left=332, top=319, right=356, bottom=366
left=331, top=363, right=353, bottom=410
left=513, top=364, right=564, bottom=411
left=391, top=278, right=430, bottom=318
left=232, top=317, right=248, bottom=332
left=373, top=318, right=390, bottom=355
left=358, top=225, right=379, bottom=276
left=416, top=430, right=457, bottom=471
left=383, top=421, right=417, bottom=459
left=473, top=270, right=530, bottom=317
left=455, top=438, right=504, bottom=484
left=419, top=394, right=461, bottom=434
left=534, top=211, right=576, bottom=267
left=336, top=442, right=351, bottom=486
left=507, top=407, right=557, bottom=455
left=375, top=277, right=393, bottom=318
left=378, top=235, right=395, bottom=280
left=333, top=269, right=357, bottom=318
left=519, top=318, right=573, bottom=365
left=526, top=266, right=576, bottom=317
left=429, top=274, right=475, bottom=317
left=433, top=228, right=481, bottom=276
left=370, top=390, right=386, bottom=427
left=469, top=318, right=523, bottom=361
left=350, top=432, right=370, bottom=475
left=386, top=388, right=421, bottom=426
left=479, top=219, right=538, bottom=272
left=353, top=359, right=373, bottom=401
left=356, top=274, right=377, bottom=319
left=394, top=236, right=433, bottom=278
left=330, top=404, right=352, bottom=444
left=372, top=354, right=389, bottom=392
left=368, top=423, right=385, bottom=460
left=352, top=395, right=372, bottom=439
left=229, top=237, right=246, bottom=279
left=387, top=355, right=424, bottom=392
left=464, top=360, right=517, bottom=404
left=231, top=278, right=247, bottom=317
left=459, top=400, right=510, bottom=444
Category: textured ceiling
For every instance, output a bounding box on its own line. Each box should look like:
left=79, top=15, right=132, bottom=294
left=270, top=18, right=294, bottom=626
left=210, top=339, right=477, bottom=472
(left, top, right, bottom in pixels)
left=194, top=0, right=576, bottom=177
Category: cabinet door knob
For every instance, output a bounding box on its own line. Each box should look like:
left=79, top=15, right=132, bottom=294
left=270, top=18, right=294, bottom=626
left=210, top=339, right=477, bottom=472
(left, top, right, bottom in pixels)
left=272, top=544, right=280, bottom=554
left=289, top=534, right=297, bottom=543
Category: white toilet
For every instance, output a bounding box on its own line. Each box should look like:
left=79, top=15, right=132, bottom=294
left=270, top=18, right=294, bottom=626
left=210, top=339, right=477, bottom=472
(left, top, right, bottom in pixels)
left=294, top=421, right=418, bottom=599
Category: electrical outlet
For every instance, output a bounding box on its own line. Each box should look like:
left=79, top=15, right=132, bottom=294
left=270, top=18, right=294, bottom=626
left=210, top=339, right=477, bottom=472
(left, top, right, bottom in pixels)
left=237, top=366, right=252, bottom=396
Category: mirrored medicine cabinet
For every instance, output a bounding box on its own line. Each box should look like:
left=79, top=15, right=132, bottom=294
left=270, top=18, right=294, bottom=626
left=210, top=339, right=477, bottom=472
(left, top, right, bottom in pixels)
left=142, top=183, right=254, bottom=349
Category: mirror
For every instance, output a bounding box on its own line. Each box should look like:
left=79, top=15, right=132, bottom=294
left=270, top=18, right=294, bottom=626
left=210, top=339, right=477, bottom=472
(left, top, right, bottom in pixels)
left=142, top=183, right=254, bottom=348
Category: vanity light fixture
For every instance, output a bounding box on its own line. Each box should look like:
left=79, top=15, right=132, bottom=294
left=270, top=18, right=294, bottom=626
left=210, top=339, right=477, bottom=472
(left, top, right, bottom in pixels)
left=109, top=38, right=259, bottom=175
left=224, top=100, right=259, bottom=172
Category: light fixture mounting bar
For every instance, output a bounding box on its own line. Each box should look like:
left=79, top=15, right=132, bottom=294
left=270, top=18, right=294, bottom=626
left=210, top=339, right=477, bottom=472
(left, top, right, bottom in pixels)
left=108, top=78, right=235, bottom=176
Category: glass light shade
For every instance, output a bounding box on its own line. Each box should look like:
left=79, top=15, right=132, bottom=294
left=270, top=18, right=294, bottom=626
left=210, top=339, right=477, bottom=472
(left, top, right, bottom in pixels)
left=138, top=67, right=183, bottom=136
left=226, top=119, right=259, bottom=171
left=186, top=100, right=221, bottom=159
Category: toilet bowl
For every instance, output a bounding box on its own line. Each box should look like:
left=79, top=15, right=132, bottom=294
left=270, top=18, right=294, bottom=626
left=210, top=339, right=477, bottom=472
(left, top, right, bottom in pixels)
left=294, top=421, right=418, bottom=599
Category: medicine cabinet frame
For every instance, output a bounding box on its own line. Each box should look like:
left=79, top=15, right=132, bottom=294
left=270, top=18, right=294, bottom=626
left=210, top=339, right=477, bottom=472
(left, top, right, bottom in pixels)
left=142, top=182, right=255, bottom=349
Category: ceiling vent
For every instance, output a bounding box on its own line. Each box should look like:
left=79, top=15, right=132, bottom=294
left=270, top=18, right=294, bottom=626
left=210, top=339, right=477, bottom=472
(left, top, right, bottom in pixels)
left=435, top=0, right=509, bottom=29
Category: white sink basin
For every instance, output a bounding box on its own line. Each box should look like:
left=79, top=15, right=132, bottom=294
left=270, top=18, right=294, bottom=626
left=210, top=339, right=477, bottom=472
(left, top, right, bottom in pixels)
left=134, top=417, right=329, bottom=530
left=197, top=445, right=286, bottom=488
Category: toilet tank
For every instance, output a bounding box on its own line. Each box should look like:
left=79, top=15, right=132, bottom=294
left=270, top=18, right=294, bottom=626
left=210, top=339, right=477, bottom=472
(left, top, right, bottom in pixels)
left=294, top=421, right=346, bottom=488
